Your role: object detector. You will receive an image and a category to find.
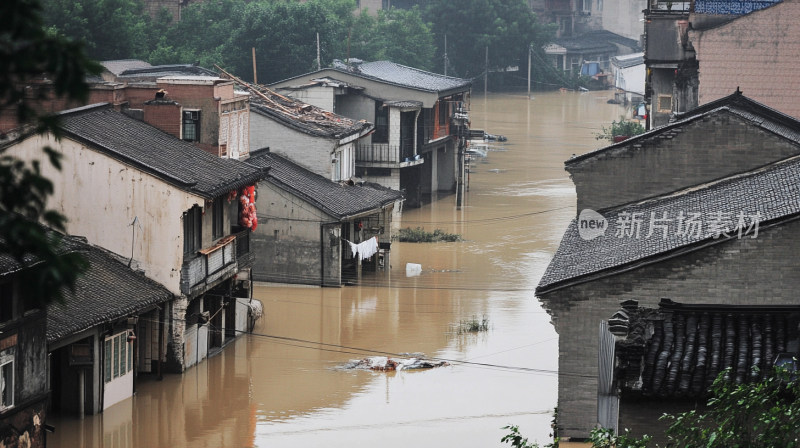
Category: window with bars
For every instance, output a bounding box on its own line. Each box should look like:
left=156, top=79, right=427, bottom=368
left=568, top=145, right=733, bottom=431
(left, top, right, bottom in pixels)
left=0, top=358, right=13, bottom=410
left=212, top=196, right=225, bottom=240
left=184, top=205, right=202, bottom=255
left=373, top=103, right=388, bottom=143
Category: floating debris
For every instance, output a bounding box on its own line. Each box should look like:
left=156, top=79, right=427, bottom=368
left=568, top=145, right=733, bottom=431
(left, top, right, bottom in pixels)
left=341, top=356, right=449, bottom=371
left=487, top=168, right=507, bottom=174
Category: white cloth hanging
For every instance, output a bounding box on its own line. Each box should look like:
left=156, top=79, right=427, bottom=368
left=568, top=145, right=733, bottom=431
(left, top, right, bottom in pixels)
left=345, top=237, right=379, bottom=261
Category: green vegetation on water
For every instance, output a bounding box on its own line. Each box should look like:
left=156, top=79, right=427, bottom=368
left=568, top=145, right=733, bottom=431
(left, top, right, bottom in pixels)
left=396, top=227, right=461, bottom=243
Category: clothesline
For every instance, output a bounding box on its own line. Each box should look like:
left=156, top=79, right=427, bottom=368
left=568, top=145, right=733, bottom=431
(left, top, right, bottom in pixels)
left=344, top=236, right=379, bottom=261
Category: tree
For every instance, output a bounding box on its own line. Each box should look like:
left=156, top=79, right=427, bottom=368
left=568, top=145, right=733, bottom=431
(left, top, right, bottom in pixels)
left=425, top=0, right=554, bottom=79
left=595, top=116, right=645, bottom=142
left=349, top=7, right=435, bottom=70
left=0, top=0, right=96, bottom=306
left=41, top=0, right=152, bottom=60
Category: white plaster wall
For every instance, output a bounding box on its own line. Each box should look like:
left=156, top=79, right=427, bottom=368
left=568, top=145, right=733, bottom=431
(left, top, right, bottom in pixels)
left=389, top=108, right=400, bottom=149
left=249, top=113, right=335, bottom=178
left=601, top=0, right=646, bottom=41
left=103, top=369, right=133, bottom=410
left=288, top=86, right=335, bottom=112
left=183, top=324, right=208, bottom=368
left=235, top=299, right=249, bottom=334
left=10, top=134, right=203, bottom=295
left=335, top=141, right=355, bottom=180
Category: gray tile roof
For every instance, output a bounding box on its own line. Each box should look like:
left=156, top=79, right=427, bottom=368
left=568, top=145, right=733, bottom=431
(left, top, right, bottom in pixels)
left=328, top=60, right=472, bottom=94
left=47, top=238, right=172, bottom=343
left=117, top=64, right=218, bottom=80
left=613, top=299, right=800, bottom=398
left=100, top=59, right=152, bottom=76
left=58, top=104, right=266, bottom=199
left=0, top=231, right=85, bottom=277
left=248, top=150, right=403, bottom=220
left=537, top=154, right=800, bottom=293
left=551, top=30, right=639, bottom=53
left=567, top=91, right=800, bottom=165
left=611, top=53, right=644, bottom=69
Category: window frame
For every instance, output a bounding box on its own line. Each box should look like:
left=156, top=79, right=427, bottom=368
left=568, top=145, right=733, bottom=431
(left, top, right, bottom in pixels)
left=183, top=205, right=202, bottom=256
left=182, top=110, right=201, bottom=142
left=104, top=332, right=133, bottom=383
left=373, top=103, right=389, bottom=144
left=0, top=358, right=13, bottom=411
left=657, top=94, right=673, bottom=113
left=212, top=196, right=225, bottom=240
left=438, top=100, right=448, bottom=126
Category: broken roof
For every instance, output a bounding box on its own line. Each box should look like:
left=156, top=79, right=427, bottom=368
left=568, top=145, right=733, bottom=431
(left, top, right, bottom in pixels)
left=248, top=150, right=403, bottom=220
left=566, top=91, right=800, bottom=166
left=47, top=237, right=172, bottom=343
left=537, top=152, right=800, bottom=294
left=611, top=52, right=644, bottom=69
left=55, top=104, right=266, bottom=199
left=116, top=63, right=218, bottom=81
left=612, top=299, right=800, bottom=398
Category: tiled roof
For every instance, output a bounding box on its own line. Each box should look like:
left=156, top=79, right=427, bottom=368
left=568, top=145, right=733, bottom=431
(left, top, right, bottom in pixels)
left=328, top=60, right=472, bottom=94
left=384, top=100, right=423, bottom=108
left=611, top=53, right=644, bottom=69
left=0, top=231, right=85, bottom=277
left=537, top=153, right=800, bottom=293
left=58, top=104, right=266, bottom=199
left=100, top=59, right=152, bottom=76
left=47, top=238, right=172, bottom=343
left=566, top=91, right=800, bottom=165
left=117, top=64, right=218, bottom=80
left=612, top=299, right=800, bottom=398
left=248, top=150, right=403, bottom=220
left=551, top=30, right=640, bottom=53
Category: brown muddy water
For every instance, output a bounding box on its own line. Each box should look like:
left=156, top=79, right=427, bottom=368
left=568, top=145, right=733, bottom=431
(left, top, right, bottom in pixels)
left=49, top=91, right=625, bottom=447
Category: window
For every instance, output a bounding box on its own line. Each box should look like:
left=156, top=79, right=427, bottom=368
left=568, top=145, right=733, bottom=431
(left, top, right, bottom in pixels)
left=657, top=94, right=673, bottom=113
left=183, top=110, right=201, bottom=142
left=104, top=332, right=133, bottom=383
left=0, top=284, right=12, bottom=324
left=438, top=100, right=448, bottom=126
left=183, top=205, right=202, bottom=255
left=373, top=103, right=388, bottom=143
left=0, top=359, right=12, bottom=410
left=212, top=196, right=225, bottom=239
left=580, top=0, right=591, bottom=12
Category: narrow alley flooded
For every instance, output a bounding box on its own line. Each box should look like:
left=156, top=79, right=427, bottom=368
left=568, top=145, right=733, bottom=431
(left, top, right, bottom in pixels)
left=49, top=91, right=624, bottom=447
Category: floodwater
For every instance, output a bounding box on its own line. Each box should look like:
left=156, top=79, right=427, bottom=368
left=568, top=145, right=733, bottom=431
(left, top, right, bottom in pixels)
left=49, top=91, right=625, bottom=447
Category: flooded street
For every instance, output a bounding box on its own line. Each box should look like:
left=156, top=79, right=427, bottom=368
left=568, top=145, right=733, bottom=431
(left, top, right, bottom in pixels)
left=49, top=91, right=624, bottom=447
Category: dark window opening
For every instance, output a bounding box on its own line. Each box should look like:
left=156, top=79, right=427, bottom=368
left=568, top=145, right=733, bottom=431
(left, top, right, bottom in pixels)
left=373, top=103, right=388, bottom=143
left=183, top=110, right=201, bottom=142
left=0, top=284, right=12, bottom=323
left=183, top=205, right=202, bottom=255
left=212, top=196, right=225, bottom=240
left=438, top=100, right=448, bottom=126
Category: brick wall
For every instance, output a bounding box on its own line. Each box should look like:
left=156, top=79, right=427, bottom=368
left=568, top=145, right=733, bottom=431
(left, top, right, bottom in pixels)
left=538, top=217, right=800, bottom=439
left=691, top=0, right=800, bottom=120
left=143, top=102, right=182, bottom=139
left=567, top=111, right=800, bottom=212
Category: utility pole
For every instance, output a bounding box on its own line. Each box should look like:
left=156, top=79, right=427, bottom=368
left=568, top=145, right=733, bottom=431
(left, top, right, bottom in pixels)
left=316, top=32, right=321, bottom=71
left=484, top=46, right=488, bottom=98
left=443, top=34, right=448, bottom=76
left=252, top=47, right=257, bottom=84
left=527, top=44, right=532, bottom=99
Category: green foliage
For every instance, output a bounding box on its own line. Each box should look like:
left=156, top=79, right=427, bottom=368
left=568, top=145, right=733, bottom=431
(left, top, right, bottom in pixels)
left=595, top=116, right=645, bottom=142
left=455, top=315, right=489, bottom=334
left=396, top=227, right=461, bottom=242
left=425, top=0, right=555, bottom=81
left=350, top=7, right=435, bottom=70
left=1, top=0, right=94, bottom=306
left=501, top=424, right=557, bottom=448
left=41, top=0, right=153, bottom=60
left=662, top=367, right=800, bottom=448
left=590, top=427, right=651, bottom=448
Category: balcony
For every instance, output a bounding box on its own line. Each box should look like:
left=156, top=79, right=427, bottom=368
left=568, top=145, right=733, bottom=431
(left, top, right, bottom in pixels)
left=233, top=227, right=253, bottom=268
left=181, top=235, right=237, bottom=296
left=356, top=142, right=420, bottom=168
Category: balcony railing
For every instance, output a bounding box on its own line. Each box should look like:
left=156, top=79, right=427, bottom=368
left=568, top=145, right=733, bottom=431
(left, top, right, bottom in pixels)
left=181, top=235, right=236, bottom=295
left=233, top=228, right=253, bottom=268
left=648, top=0, right=691, bottom=11
left=357, top=144, right=400, bottom=164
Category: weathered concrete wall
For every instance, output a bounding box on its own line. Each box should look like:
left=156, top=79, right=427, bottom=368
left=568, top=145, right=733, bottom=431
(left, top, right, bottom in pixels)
left=288, top=86, right=336, bottom=112
left=336, top=95, right=374, bottom=128
left=691, top=0, right=800, bottom=119
left=249, top=113, right=335, bottom=179
left=9, top=134, right=202, bottom=295
left=567, top=111, right=800, bottom=212
left=538, top=217, right=800, bottom=439
left=251, top=180, right=341, bottom=285
left=601, top=0, right=646, bottom=41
